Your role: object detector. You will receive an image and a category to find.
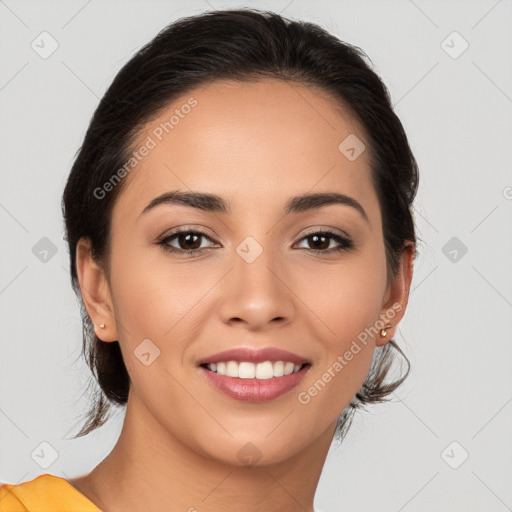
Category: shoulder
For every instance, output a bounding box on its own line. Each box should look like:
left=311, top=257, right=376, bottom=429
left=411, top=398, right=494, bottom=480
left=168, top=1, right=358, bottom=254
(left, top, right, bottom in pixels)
left=0, top=480, right=26, bottom=511
left=0, top=474, right=101, bottom=511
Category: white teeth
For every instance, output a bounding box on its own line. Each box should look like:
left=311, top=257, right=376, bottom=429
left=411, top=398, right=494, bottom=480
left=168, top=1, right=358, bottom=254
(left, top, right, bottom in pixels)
left=273, top=360, right=284, bottom=377
left=226, top=361, right=239, bottom=377
left=206, top=360, right=305, bottom=379
left=239, top=361, right=255, bottom=379
left=255, top=361, right=273, bottom=380
left=284, top=362, right=295, bottom=375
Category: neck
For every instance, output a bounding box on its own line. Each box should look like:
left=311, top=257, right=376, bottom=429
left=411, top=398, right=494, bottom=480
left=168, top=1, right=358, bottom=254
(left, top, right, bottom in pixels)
left=74, top=390, right=337, bottom=512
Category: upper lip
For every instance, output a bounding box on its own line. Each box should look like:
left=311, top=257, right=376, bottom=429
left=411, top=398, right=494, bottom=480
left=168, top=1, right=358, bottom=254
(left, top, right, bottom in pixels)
left=197, top=347, right=311, bottom=366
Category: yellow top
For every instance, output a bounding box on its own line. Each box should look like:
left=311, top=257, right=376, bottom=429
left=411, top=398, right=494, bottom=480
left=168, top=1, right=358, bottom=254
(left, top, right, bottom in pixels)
left=0, top=474, right=101, bottom=511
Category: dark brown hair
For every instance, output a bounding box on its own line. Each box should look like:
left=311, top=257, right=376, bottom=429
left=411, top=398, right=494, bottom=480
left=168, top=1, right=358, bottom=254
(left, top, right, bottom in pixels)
left=62, top=8, right=419, bottom=441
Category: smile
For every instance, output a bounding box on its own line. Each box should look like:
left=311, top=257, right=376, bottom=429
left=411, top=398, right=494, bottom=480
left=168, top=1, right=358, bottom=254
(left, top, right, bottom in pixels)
left=199, top=362, right=311, bottom=402
left=196, top=346, right=312, bottom=401
left=203, top=360, right=306, bottom=379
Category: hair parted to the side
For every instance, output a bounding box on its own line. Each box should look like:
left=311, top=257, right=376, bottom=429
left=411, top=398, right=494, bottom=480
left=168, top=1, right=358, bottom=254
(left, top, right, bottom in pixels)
left=62, top=8, right=419, bottom=441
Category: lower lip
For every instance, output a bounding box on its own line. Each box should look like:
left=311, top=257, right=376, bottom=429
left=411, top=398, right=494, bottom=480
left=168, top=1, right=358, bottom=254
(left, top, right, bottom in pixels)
left=199, top=365, right=311, bottom=402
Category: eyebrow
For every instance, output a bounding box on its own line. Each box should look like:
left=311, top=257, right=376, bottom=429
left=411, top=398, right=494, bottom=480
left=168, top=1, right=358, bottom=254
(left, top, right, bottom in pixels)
left=140, top=190, right=369, bottom=223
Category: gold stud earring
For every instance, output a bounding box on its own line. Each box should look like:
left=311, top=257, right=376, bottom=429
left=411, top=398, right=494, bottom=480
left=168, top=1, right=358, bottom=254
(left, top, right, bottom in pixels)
left=380, top=323, right=392, bottom=338
left=99, top=323, right=106, bottom=329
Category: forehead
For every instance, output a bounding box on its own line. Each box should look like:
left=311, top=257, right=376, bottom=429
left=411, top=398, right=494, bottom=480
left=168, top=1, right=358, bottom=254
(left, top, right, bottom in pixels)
left=115, top=78, right=378, bottom=223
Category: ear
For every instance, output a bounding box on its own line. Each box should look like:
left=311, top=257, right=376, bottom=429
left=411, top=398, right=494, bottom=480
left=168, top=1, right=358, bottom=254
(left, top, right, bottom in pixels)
left=75, top=237, right=118, bottom=342
left=376, top=241, right=415, bottom=347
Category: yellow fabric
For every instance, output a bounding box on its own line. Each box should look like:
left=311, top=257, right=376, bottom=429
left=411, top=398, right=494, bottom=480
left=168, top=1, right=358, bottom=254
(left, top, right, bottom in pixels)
left=0, top=474, right=101, bottom=511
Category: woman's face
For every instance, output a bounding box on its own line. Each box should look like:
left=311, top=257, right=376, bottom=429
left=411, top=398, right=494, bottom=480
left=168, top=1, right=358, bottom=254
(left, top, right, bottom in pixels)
left=92, top=78, right=409, bottom=465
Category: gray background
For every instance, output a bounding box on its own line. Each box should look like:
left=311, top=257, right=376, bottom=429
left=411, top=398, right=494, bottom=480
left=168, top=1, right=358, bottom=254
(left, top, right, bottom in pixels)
left=1, top=1, right=511, bottom=510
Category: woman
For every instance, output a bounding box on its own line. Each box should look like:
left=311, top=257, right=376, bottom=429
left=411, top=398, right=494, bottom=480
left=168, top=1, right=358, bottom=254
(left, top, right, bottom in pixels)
left=1, top=8, right=418, bottom=511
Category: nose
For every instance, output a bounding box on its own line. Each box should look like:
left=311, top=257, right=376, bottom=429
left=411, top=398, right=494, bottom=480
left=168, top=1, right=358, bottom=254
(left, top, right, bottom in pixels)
left=216, top=243, right=296, bottom=331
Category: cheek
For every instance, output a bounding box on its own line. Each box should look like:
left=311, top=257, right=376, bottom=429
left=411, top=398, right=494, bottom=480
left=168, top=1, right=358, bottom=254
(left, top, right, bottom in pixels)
left=300, top=247, right=387, bottom=340
left=105, top=244, right=220, bottom=447
left=296, top=250, right=386, bottom=405
left=108, top=243, right=217, bottom=358
left=107, top=249, right=201, bottom=404
left=296, top=290, right=379, bottom=421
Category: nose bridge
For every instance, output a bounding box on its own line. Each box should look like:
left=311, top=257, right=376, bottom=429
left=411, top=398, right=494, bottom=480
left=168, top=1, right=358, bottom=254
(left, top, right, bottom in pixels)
left=233, top=232, right=282, bottom=294
left=218, top=232, right=294, bottom=328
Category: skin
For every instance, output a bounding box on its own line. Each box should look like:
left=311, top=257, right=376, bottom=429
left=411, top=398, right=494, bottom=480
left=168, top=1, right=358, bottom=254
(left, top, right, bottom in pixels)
left=70, top=78, right=414, bottom=512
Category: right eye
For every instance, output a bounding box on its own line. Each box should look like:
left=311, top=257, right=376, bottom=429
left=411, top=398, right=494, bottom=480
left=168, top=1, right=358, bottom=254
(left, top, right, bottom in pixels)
left=157, top=228, right=219, bottom=256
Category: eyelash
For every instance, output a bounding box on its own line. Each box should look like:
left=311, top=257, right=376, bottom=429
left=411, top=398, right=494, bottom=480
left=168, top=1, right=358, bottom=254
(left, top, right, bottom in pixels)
left=157, top=227, right=354, bottom=256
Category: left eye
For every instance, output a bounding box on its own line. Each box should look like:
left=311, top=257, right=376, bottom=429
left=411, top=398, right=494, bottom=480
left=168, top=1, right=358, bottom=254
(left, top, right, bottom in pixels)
left=158, top=229, right=217, bottom=254
left=295, top=230, right=353, bottom=252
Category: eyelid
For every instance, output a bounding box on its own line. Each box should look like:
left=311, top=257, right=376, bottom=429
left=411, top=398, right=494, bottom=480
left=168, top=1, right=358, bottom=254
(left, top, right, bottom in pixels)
left=157, top=225, right=354, bottom=256
left=158, top=225, right=218, bottom=240
left=158, top=225, right=351, bottom=244
left=297, top=225, right=350, bottom=240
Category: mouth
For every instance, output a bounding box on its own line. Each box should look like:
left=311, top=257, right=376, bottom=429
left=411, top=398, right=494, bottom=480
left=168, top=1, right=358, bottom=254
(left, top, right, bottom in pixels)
left=200, top=361, right=311, bottom=378
left=196, top=346, right=312, bottom=402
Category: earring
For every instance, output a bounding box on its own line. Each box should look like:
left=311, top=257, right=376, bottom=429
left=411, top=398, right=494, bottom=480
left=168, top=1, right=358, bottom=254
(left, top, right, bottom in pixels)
left=380, top=323, right=392, bottom=338
left=95, top=323, right=106, bottom=329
